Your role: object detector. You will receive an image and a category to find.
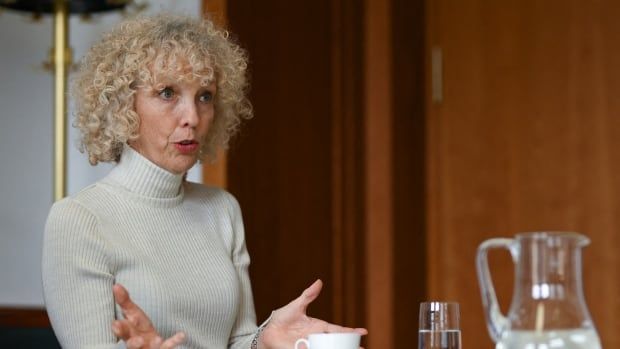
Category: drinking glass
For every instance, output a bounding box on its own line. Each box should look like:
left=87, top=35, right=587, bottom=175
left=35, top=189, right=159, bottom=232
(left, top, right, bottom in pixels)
left=418, top=301, right=462, bottom=349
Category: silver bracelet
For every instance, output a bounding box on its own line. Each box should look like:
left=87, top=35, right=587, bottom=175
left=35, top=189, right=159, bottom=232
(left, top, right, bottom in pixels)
left=251, top=312, right=273, bottom=349
left=250, top=322, right=267, bottom=349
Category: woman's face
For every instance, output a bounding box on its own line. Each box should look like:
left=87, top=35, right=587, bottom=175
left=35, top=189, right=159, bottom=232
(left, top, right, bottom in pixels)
left=131, top=72, right=216, bottom=174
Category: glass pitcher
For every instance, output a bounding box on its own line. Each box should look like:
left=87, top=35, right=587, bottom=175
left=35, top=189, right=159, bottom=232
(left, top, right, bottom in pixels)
left=476, top=232, right=601, bottom=348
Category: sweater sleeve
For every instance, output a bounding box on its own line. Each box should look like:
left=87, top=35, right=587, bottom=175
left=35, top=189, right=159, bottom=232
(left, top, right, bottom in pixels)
left=42, top=198, right=124, bottom=349
left=226, top=194, right=260, bottom=349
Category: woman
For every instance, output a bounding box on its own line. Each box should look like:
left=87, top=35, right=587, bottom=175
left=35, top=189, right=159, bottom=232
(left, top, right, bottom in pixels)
left=42, top=14, right=366, bottom=349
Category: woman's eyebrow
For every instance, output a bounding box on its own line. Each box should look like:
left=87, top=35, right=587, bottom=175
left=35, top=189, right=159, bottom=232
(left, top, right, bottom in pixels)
left=152, top=77, right=178, bottom=85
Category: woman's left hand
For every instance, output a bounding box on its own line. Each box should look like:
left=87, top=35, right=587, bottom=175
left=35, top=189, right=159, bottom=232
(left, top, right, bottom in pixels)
left=258, top=279, right=368, bottom=349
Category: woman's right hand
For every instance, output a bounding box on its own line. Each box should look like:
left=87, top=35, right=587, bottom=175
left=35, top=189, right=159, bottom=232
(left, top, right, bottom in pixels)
left=112, top=284, right=186, bottom=349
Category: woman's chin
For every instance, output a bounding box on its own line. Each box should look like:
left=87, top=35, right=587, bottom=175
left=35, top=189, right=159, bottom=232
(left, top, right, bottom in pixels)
left=163, top=157, right=199, bottom=175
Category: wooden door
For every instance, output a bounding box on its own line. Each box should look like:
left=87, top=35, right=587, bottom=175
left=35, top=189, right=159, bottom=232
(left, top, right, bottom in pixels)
left=225, top=0, right=429, bottom=347
left=427, top=0, right=620, bottom=347
left=225, top=0, right=366, bottom=332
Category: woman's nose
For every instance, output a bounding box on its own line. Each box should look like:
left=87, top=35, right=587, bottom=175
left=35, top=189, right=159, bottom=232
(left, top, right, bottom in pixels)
left=180, top=100, right=200, bottom=127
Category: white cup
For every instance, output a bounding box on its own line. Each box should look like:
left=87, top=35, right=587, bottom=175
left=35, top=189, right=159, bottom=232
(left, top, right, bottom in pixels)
left=294, top=332, right=360, bottom=349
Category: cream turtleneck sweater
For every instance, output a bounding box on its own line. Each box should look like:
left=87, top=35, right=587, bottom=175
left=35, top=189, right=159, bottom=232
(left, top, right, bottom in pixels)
left=42, top=146, right=258, bottom=349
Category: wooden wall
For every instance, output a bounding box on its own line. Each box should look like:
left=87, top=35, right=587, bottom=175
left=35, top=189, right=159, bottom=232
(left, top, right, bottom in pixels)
left=426, top=0, right=620, bottom=347
left=225, top=0, right=620, bottom=347
left=225, top=0, right=367, bottom=332
left=391, top=0, right=427, bottom=345
left=224, top=0, right=427, bottom=348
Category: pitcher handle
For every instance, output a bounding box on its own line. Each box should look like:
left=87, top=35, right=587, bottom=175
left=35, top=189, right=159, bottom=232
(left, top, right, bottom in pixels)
left=476, top=238, right=517, bottom=343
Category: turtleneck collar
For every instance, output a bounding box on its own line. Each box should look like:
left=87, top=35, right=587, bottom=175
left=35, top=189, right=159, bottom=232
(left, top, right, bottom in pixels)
left=106, top=145, right=184, bottom=199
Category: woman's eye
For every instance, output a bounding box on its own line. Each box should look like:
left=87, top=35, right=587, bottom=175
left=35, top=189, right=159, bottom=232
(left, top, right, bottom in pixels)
left=199, top=92, right=213, bottom=103
left=158, top=87, right=175, bottom=100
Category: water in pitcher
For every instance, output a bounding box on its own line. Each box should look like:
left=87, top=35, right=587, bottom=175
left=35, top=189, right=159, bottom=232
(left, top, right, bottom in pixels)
left=418, top=329, right=461, bottom=349
left=495, top=329, right=601, bottom=349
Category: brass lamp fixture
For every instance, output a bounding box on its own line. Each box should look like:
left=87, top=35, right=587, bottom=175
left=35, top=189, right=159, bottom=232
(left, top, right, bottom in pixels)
left=0, top=0, right=131, bottom=200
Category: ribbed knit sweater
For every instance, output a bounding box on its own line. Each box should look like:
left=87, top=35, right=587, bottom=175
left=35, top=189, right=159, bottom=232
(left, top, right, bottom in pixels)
left=42, top=146, right=259, bottom=349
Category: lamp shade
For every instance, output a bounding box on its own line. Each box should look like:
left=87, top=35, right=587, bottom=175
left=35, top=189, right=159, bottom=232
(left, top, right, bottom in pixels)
left=0, top=0, right=128, bottom=14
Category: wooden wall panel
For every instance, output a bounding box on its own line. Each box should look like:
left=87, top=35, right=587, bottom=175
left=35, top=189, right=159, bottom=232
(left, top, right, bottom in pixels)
left=364, top=0, right=394, bottom=346
left=427, top=0, right=620, bottom=347
left=226, top=1, right=429, bottom=347
left=329, top=0, right=366, bottom=329
left=226, top=0, right=366, bottom=334
left=391, top=0, right=427, bottom=347
left=227, top=0, right=334, bottom=322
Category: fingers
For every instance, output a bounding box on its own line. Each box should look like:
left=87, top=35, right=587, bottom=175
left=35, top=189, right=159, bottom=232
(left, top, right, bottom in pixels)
left=112, top=286, right=183, bottom=349
left=150, top=332, right=184, bottom=349
left=354, top=328, right=369, bottom=335
left=273, top=279, right=323, bottom=322
left=161, top=332, right=186, bottom=349
left=112, top=284, right=130, bottom=307
left=114, top=284, right=153, bottom=331
left=116, top=324, right=184, bottom=349
left=126, top=336, right=145, bottom=349
left=325, top=323, right=350, bottom=333
left=112, top=320, right=131, bottom=340
left=149, top=336, right=163, bottom=349
left=323, top=322, right=368, bottom=335
left=113, top=284, right=141, bottom=315
left=294, top=279, right=323, bottom=312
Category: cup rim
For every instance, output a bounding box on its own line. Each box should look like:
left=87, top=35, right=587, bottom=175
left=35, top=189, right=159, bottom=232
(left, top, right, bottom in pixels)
left=419, top=301, right=460, bottom=331
left=307, top=332, right=361, bottom=338
left=419, top=301, right=459, bottom=306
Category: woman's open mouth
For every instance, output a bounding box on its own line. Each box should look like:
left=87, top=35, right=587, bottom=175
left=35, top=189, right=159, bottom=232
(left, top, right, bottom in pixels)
left=174, top=140, right=199, bottom=154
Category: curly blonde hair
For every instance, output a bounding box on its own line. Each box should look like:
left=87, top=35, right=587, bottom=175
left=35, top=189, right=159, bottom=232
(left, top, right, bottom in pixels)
left=72, top=14, right=252, bottom=165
